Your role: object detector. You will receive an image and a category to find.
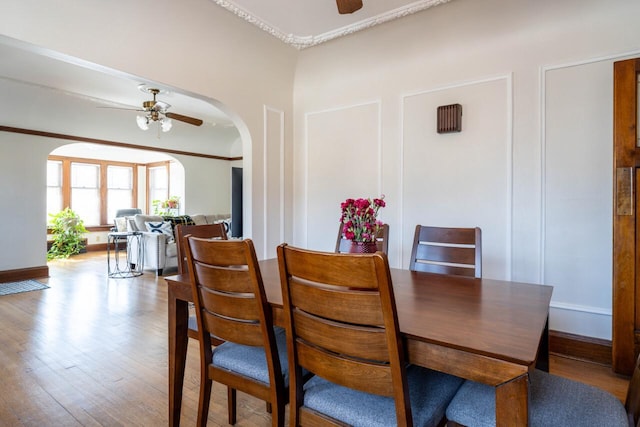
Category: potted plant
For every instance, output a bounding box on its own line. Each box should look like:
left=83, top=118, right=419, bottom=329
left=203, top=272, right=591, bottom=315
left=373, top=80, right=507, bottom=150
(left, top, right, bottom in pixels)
left=47, top=207, right=88, bottom=260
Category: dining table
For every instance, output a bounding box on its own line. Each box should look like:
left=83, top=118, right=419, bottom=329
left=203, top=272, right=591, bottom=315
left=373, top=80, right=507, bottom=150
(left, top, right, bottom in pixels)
left=165, top=258, right=553, bottom=427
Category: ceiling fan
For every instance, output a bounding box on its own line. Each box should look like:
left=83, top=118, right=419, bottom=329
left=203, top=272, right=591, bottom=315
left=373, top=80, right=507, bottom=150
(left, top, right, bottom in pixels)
left=337, top=0, right=363, bottom=14
left=103, top=86, right=204, bottom=133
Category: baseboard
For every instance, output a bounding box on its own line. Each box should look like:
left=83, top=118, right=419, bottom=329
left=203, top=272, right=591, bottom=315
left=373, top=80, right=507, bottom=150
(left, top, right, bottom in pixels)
left=87, top=243, right=107, bottom=252
left=0, top=265, right=49, bottom=283
left=550, top=330, right=612, bottom=366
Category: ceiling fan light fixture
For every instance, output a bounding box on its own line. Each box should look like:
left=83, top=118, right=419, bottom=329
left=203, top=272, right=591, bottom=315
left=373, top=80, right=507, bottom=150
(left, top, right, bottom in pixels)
left=136, top=115, right=149, bottom=130
left=161, top=118, right=173, bottom=133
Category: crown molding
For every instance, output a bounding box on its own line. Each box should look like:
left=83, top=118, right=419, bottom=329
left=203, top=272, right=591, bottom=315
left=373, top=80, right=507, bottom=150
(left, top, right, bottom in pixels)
left=211, top=0, right=452, bottom=49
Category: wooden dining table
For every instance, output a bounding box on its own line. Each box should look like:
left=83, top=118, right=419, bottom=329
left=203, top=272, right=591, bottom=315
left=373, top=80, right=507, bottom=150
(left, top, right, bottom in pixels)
left=166, top=258, right=553, bottom=427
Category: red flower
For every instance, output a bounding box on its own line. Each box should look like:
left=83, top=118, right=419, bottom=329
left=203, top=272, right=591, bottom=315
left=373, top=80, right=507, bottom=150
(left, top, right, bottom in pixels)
left=339, top=195, right=385, bottom=243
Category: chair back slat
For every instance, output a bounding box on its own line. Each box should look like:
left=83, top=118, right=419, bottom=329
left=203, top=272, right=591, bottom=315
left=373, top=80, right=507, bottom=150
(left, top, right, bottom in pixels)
left=419, top=226, right=477, bottom=245
left=414, top=244, right=477, bottom=266
left=176, top=223, right=227, bottom=274
left=290, top=278, right=384, bottom=326
left=412, top=262, right=478, bottom=277
left=410, top=225, right=482, bottom=278
left=293, top=309, right=389, bottom=361
left=197, top=285, right=259, bottom=321
left=192, top=262, right=254, bottom=293
left=336, top=222, right=390, bottom=254
left=203, top=310, right=264, bottom=347
left=296, top=340, right=394, bottom=396
left=284, top=248, right=381, bottom=289
left=278, top=244, right=411, bottom=424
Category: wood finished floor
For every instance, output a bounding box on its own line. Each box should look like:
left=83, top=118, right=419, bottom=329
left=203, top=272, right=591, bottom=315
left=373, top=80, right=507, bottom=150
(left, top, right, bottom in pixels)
left=0, top=251, right=629, bottom=426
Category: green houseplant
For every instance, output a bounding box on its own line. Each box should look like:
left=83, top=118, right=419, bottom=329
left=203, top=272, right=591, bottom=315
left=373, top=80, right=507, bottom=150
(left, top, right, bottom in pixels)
left=47, top=208, right=88, bottom=260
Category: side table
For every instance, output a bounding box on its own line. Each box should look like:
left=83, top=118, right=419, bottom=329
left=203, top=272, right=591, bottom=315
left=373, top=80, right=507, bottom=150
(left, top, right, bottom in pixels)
left=107, top=231, right=144, bottom=278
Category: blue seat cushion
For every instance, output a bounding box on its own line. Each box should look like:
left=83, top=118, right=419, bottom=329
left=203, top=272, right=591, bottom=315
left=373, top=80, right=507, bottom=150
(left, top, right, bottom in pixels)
left=302, top=364, right=464, bottom=427
left=212, top=326, right=288, bottom=384
left=446, top=369, right=628, bottom=427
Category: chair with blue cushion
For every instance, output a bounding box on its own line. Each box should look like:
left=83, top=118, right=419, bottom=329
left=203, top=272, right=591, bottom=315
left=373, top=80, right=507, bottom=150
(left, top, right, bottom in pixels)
left=277, top=244, right=464, bottom=426
left=184, top=237, right=287, bottom=427
left=446, top=354, right=640, bottom=427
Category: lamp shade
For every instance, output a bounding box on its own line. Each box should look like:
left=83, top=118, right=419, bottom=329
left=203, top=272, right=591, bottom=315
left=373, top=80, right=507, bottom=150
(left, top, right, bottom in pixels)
left=160, top=118, right=173, bottom=132
left=136, top=115, right=149, bottom=130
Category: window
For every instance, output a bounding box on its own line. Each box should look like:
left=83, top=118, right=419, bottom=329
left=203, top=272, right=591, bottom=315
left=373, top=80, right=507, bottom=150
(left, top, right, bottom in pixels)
left=46, top=160, right=63, bottom=220
left=71, top=162, right=100, bottom=226
left=47, top=156, right=138, bottom=227
left=107, top=165, right=133, bottom=223
left=148, top=163, right=169, bottom=213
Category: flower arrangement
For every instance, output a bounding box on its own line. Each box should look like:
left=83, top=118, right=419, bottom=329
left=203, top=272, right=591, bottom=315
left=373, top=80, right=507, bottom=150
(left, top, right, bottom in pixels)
left=152, top=196, right=180, bottom=214
left=340, top=195, right=386, bottom=243
left=163, top=196, right=180, bottom=209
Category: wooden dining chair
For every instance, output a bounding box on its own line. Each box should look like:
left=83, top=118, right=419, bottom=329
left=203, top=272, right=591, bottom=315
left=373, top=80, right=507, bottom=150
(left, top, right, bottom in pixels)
left=184, top=237, right=287, bottom=427
left=409, top=225, right=482, bottom=278
left=175, top=223, right=229, bottom=344
left=175, top=223, right=227, bottom=274
left=277, top=244, right=463, bottom=426
left=446, top=351, right=640, bottom=426
left=335, top=222, right=390, bottom=254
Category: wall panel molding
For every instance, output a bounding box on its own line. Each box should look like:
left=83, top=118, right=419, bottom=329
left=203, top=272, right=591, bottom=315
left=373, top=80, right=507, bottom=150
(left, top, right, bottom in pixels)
left=263, top=105, right=285, bottom=258
left=539, top=48, right=640, bottom=286
left=303, top=100, right=382, bottom=248
left=400, top=74, right=513, bottom=278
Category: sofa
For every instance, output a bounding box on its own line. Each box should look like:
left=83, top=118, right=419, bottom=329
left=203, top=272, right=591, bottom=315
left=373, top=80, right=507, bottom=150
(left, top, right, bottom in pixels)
left=126, top=213, right=231, bottom=276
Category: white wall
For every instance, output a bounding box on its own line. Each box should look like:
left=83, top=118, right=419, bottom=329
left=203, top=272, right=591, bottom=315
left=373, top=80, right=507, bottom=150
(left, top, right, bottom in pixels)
left=292, top=0, right=640, bottom=340
left=0, top=133, right=60, bottom=269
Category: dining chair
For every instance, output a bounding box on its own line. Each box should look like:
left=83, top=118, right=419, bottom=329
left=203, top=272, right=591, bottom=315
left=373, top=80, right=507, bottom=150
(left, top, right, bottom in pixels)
left=335, top=222, right=390, bottom=254
left=184, top=237, right=287, bottom=427
left=445, top=351, right=640, bottom=427
left=175, top=223, right=228, bottom=274
left=277, top=244, right=464, bottom=426
left=175, top=223, right=229, bottom=346
left=409, top=225, right=482, bottom=278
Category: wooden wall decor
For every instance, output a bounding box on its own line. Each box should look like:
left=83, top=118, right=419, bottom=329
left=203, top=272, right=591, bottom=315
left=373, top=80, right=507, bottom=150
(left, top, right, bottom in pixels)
left=437, top=103, right=462, bottom=133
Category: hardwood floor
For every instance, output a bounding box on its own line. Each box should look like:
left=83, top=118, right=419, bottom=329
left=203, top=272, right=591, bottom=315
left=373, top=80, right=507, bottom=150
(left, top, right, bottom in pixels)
left=0, top=251, right=629, bottom=426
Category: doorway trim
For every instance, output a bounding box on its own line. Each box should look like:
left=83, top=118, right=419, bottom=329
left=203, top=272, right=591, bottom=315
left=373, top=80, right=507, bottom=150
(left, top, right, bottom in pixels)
left=612, top=58, right=640, bottom=375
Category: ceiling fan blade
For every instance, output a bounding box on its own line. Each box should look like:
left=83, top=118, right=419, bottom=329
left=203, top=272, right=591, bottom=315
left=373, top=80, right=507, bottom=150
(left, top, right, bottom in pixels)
left=165, top=112, right=204, bottom=126
left=337, top=0, right=362, bottom=14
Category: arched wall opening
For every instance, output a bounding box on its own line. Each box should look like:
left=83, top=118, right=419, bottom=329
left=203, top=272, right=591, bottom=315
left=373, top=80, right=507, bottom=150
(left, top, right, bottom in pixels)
left=0, top=36, right=254, bottom=275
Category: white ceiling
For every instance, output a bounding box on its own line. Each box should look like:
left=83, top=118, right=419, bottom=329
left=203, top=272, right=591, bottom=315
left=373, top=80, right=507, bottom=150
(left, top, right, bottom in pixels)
left=0, top=0, right=453, bottom=160
left=214, top=0, right=453, bottom=48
